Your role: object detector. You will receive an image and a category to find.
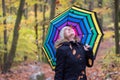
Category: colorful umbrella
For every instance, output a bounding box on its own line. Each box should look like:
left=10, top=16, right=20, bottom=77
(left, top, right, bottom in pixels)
left=42, top=6, right=104, bottom=69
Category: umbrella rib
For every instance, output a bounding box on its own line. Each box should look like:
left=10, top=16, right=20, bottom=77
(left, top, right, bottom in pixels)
left=43, top=6, right=104, bottom=69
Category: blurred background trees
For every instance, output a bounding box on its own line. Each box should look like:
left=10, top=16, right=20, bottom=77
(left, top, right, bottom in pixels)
left=0, top=0, right=119, bottom=73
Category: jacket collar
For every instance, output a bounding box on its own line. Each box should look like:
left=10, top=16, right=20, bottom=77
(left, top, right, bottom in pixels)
left=55, top=39, right=83, bottom=49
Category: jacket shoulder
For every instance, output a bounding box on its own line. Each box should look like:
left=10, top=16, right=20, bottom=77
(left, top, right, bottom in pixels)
left=57, top=44, right=70, bottom=51
left=56, top=42, right=70, bottom=51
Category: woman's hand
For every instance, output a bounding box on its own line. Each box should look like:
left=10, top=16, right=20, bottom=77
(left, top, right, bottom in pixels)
left=84, top=44, right=94, bottom=67
left=83, top=44, right=91, bottom=51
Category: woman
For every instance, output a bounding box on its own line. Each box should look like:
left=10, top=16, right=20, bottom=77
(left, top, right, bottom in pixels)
left=54, top=26, right=94, bottom=80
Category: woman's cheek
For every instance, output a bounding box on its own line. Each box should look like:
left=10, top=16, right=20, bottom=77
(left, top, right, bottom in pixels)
left=64, top=31, right=69, bottom=38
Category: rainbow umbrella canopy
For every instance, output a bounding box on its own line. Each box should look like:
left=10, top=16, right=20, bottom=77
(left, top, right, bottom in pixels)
left=43, top=6, right=104, bottom=69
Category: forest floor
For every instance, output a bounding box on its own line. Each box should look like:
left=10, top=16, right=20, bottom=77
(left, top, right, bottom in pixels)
left=0, top=31, right=120, bottom=80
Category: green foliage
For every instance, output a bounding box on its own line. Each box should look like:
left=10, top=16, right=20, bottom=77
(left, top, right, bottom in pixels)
left=0, top=38, right=4, bottom=64
left=73, top=0, right=86, bottom=8
left=0, top=0, right=119, bottom=64
left=6, top=15, right=16, bottom=24
left=101, top=47, right=120, bottom=80
left=5, top=27, right=42, bottom=62
left=8, top=0, right=20, bottom=8
left=26, top=0, right=48, bottom=6
left=16, top=27, right=38, bottom=61
left=103, top=31, right=114, bottom=40
left=102, top=47, right=120, bottom=69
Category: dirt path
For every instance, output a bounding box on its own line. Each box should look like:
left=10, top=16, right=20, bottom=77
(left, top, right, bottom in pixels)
left=86, top=37, right=114, bottom=80
left=0, top=37, right=114, bottom=80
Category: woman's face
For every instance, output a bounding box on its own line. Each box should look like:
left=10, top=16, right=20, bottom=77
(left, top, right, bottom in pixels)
left=64, top=27, right=75, bottom=40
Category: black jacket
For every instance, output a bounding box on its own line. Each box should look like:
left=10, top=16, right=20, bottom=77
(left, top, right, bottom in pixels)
left=54, top=41, right=94, bottom=80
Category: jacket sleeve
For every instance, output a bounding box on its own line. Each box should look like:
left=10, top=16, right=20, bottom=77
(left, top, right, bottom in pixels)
left=85, top=48, right=94, bottom=67
left=54, top=47, right=66, bottom=80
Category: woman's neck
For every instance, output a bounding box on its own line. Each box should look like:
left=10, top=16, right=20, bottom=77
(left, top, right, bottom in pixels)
left=67, top=38, right=75, bottom=42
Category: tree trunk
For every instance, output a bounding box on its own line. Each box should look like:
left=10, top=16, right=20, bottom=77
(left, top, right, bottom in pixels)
left=84, top=0, right=87, bottom=4
left=70, top=0, right=76, bottom=4
left=34, top=4, right=41, bottom=61
left=24, top=2, right=28, bottom=19
left=2, top=0, right=8, bottom=71
left=89, top=0, right=94, bottom=10
left=42, top=0, right=48, bottom=61
left=0, top=37, right=3, bottom=70
left=9, top=0, right=12, bottom=14
left=98, top=0, right=103, bottom=29
left=39, top=0, right=43, bottom=12
left=50, top=0, right=56, bottom=20
left=119, top=8, right=120, bottom=22
left=119, top=2, right=120, bottom=22
left=2, top=0, right=25, bottom=73
left=43, top=1, right=45, bottom=43
left=114, top=0, right=119, bottom=54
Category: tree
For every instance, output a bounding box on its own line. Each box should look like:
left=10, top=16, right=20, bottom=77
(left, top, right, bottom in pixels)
left=89, top=0, right=94, bottom=10
left=119, top=5, right=120, bottom=23
left=98, top=0, right=103, bottom=29
left=50, top=0, right=56, bottom=20
left=2, top=0, right=7, bottom=71
left=42, top=0, right=48, bottom=61
left=9, top=0, right=12, bottom=14
left=39, top=0, right=43, bottom=12
left=24, top=2, right=28, bottom=19
left=42, top=0, right=47, bottom=44
left=114, top=0, right=119, bottom=54
left=34, top=3, right=41, bottom=61
left=2, top=0, right=25, bottom=73
left=84, top=0, right=87, bottom=4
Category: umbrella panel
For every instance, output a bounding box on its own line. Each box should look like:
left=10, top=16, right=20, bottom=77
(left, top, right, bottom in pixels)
left=43, top=6, right=104, bottom=70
